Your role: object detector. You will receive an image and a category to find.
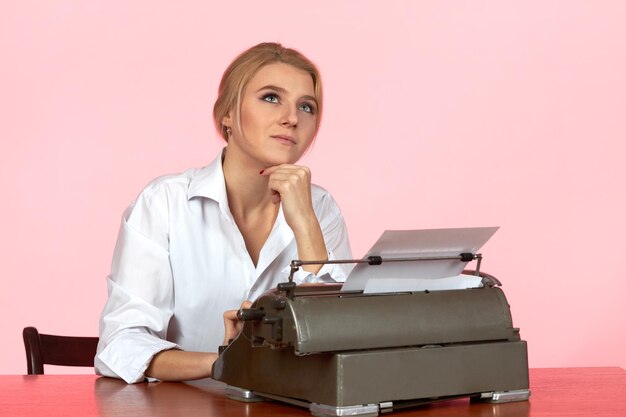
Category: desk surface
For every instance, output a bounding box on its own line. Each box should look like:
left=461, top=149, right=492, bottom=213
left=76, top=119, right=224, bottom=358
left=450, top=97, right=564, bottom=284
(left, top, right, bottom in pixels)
left=0, top=367, right=624, bottom=416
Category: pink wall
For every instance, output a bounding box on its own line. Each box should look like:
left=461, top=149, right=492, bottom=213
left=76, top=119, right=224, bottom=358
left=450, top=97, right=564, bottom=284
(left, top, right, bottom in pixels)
left=1, top=2, right=625, bottom=375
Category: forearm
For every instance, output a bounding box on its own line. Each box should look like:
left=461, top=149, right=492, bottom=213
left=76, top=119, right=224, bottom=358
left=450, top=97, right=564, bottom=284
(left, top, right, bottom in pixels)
left=145, top=349, right=218, bottom=381
left=292, top=214, right=328, bottom=275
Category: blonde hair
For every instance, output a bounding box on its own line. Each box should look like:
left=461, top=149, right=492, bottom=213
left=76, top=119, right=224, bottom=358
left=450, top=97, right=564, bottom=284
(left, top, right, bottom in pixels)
left=213, top=42, right=323, bottom=141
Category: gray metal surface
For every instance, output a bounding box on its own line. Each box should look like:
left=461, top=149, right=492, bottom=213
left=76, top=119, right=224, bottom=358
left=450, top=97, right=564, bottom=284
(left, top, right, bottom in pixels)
left=214, top=337, right=529, bottom=407
left=224, top=385, right=265, bottom=402
left=479, top=389, right=531, bottom=403
left=213, top=282, right=530, bottom=413
left=248, top=286, right=516, bottom=354
left=309, top=402, right=379, bottom=417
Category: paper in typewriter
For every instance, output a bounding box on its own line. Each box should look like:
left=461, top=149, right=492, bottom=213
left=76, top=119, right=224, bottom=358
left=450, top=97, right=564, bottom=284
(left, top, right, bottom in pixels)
left=341, top=227, right=499, bottom=293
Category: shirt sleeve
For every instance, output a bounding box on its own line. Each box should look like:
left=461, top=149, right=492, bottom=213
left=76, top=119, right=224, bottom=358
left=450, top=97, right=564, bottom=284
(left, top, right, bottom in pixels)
left=95, top=184, right=178, bottom=384
left=284, top=189, right=353, bottom=284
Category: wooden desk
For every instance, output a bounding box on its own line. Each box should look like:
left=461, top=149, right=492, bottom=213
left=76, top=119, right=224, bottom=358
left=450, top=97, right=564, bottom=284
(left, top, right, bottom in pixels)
left=0, top=367, right=624, bottom=416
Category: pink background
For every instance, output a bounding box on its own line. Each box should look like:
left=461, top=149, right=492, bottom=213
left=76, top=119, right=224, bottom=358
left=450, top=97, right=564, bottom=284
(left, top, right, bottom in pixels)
left=1, top=2, right=625, bottom=375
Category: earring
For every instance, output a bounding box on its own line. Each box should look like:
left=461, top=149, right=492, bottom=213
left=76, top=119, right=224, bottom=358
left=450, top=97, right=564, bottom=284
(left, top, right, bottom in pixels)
left=225, top=126, right=232, bottom=136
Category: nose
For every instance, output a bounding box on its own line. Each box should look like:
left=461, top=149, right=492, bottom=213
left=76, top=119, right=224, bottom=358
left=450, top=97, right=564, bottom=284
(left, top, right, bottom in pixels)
left=280, top=103, right=298, bottom=128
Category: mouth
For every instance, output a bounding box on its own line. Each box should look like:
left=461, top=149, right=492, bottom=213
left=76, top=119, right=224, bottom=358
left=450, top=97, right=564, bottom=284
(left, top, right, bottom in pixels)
left=271, top=135, right=296, bottom=145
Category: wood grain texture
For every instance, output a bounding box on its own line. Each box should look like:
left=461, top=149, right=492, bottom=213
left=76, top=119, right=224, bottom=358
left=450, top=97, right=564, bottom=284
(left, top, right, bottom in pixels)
left=0, top=367, right=624, bottom=416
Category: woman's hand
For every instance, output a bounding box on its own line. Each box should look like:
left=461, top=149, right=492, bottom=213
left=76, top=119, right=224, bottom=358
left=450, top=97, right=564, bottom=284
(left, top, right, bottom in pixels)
left=260, top=164, right=316, bottom=233
left=222, top=300, right=252, bottom=345
left=260, top=164, right=327, bottom=274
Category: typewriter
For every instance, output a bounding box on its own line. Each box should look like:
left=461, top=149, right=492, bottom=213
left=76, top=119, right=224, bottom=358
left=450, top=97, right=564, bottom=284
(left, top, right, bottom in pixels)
left=212, top=251, right=530, bottom=417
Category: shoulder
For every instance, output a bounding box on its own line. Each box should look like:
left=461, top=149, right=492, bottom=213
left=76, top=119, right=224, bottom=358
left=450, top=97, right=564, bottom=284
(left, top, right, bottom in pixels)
left=124, top=167, right=204, bottom=222
left=311, top=184, right=343, bottom=216
left=311, top=183, right=334, bottom=202
left=138, top=168, right=201, bottom=202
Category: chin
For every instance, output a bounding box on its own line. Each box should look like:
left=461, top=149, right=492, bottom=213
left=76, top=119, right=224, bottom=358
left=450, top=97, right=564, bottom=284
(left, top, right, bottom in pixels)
left=263, top=151, right=302, bottom=166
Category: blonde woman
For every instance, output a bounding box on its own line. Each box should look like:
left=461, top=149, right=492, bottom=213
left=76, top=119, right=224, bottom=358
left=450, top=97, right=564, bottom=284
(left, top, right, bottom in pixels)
left=95, top=43, right=352, bottom=383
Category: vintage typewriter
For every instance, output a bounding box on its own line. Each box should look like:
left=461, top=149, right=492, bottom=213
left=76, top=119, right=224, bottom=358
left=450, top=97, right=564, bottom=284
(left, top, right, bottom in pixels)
left=212, top=252, right=530, bottom=417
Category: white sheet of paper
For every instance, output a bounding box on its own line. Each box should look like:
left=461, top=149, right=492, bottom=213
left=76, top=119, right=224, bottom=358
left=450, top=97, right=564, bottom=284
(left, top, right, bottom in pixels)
left=363, top=274, right=484, bottom=293
left=341, top=227, right=499, bottom=293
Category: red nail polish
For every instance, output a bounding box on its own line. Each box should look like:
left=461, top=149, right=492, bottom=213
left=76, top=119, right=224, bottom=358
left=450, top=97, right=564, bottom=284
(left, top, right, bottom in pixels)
left=259, top=170, right=264, bottom=175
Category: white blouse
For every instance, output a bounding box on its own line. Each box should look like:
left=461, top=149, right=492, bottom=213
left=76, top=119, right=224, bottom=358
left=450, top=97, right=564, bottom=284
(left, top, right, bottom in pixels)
left=95, top=150, right=353, bottom=383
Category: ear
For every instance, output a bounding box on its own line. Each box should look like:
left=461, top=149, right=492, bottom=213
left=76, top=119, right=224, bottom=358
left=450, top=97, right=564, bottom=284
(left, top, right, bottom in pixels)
left=222, top=112, right=232, bottom=128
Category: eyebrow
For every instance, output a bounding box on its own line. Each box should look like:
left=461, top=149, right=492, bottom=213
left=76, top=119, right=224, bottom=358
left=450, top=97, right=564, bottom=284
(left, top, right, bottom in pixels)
left=256, top=85, right=318, bottom=107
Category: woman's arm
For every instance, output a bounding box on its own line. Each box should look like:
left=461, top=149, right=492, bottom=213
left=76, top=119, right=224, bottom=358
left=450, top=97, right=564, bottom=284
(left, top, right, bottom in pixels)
left=145, top=301, right=251, bottom=381
left=261, top=164, right=327, bottom=274
left=146, top=350, right=217, bottom=381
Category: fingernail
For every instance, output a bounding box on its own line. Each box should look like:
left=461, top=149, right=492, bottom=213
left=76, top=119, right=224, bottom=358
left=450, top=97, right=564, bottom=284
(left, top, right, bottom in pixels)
left=259, top=169, right=264, bottom=175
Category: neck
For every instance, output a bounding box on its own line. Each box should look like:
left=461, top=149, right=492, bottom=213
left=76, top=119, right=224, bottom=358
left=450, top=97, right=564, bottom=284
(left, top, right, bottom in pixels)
left=222, top=146, right=274, bottom=218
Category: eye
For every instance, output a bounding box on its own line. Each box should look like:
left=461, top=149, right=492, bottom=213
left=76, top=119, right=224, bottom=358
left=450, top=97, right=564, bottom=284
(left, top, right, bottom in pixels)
left=262, top=94, right=279, bottom=103
left=299, top=102, right=315, bottom=114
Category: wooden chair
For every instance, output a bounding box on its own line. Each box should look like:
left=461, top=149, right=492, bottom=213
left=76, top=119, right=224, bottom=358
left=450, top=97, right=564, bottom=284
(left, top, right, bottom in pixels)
left=22, top=326, right=99, bottom=375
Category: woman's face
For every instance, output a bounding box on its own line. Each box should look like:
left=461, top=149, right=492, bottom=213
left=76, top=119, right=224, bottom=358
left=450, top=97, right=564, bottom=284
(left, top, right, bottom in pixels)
left=224, top=62, right=318, bottom=167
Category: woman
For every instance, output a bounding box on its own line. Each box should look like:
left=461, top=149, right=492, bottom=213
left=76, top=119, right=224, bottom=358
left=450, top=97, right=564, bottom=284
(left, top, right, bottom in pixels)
left=95, top=42, right=353, bottom=383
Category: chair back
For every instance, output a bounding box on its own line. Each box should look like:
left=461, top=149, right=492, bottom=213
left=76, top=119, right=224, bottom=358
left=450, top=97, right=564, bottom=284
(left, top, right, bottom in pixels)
left=23, top=326, right=99, bottom=375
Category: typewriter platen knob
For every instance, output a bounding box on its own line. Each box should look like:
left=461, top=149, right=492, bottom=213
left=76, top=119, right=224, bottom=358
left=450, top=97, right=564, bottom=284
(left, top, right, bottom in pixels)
left=237, top=308, right=265, bottom=321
